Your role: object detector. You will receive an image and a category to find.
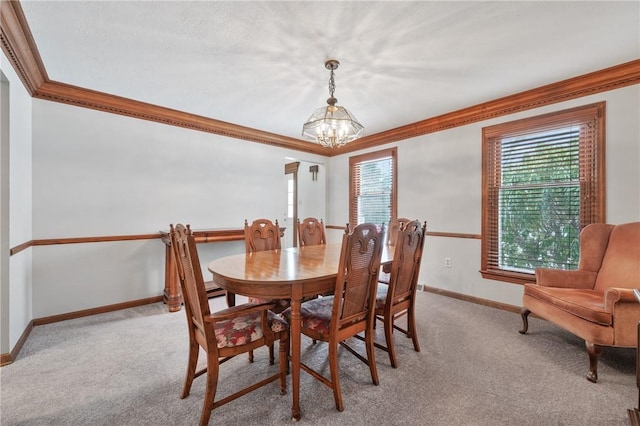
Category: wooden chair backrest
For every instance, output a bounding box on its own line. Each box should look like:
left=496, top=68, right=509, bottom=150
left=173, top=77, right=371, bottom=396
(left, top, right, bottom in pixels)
left=332, top=223, right=384, bottom=333
left=170, top=224, right=215, bottom=350
left=388, top=220, right=427, bottom=304
left=298, top=217, right=326, bottom=247
left=387, top=217, right=411, bottom=246
left=244, top=218, right=281, bottom=254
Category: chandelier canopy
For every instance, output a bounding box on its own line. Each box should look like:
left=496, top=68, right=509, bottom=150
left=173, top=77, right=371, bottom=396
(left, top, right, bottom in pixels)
left=302, top=60, right=364, bottom=148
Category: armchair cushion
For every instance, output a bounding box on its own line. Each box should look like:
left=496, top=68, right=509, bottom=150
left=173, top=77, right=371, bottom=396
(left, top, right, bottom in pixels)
left=535, top=268, right=598, bottom=289
left=524, top=286, right=610, bottom=325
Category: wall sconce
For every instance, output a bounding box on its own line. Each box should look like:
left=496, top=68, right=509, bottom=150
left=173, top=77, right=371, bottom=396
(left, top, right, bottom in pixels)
left=309, top=165, right=319, bottom=181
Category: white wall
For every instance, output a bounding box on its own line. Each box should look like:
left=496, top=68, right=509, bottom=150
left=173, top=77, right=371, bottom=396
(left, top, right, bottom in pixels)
left=0, top=52, right=34, bottom=353
left=0, top=71, right=8, bottom=355
left=6, top=56, right=640, bottom=343
left=328, top=85, right=640, bottom=307
left=31, top=100, right=327, bottom=317
left=297, top=161, right=326, bottom=223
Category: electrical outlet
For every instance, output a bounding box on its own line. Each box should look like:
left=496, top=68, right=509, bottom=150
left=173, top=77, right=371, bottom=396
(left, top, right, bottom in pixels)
left=444, top=257, right=452, bottom=268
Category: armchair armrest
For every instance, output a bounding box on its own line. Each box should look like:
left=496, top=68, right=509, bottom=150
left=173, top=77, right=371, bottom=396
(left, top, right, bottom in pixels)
left=535, top=268, right=597, bottom=289
left=604, top=287, right=639, bottom=312
left=205, top=302, right=276, bottom=323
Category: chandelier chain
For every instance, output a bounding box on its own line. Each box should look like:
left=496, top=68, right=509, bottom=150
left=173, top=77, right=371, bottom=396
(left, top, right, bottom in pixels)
left=328, top=69, right=336, bottom=98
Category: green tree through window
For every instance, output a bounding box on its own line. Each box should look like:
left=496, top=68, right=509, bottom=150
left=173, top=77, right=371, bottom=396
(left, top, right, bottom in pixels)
left=499, top=127, right=580, bottom=272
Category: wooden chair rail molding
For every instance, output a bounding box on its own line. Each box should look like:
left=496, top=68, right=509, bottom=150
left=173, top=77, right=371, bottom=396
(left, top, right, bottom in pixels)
left=10, top=227, right=480, bottom=256
left=426, top=231, right=480, bottom=239
left=9, top=228, right=247, bottom=256
left=9, top=233, right=159, bottom=256
left=2, top=0, right=639, bottom=156
left=326, top=225, right=480, bottom=240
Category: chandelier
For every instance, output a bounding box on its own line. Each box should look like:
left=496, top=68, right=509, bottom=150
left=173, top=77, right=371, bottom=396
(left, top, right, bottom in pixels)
left=302, top=60, right=364, bottom=148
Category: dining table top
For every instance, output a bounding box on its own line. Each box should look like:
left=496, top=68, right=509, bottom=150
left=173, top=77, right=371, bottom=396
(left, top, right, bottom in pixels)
left=208, top=242, right=394, bottom=286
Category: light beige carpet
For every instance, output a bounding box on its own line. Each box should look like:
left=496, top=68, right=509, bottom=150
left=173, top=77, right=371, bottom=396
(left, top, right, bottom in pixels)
left=1, top=292, right=635, bottom=425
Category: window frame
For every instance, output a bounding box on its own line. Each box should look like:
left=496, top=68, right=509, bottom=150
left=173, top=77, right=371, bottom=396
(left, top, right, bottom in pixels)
left=349, top=147, right=398, bottom=227
left=481, top=102, right=606, bottom=284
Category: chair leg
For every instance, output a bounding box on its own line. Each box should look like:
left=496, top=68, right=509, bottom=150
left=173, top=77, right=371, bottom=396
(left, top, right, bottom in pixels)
left=586, top=341, right=603, bottom=383
left=279, top=334, right=289, bottom=395
left=519, top=308, right=531, bottom=334
left=269, top=344, right=275, bottom=365
left=199, top=358, right=218, bottom=426
left=383, top=314, right=398, bottom=369
left=407, top=305, right=421, bottom=353
left=329, top=341, right=344, bottom=412
left=182, top=339, right=199, bottom=399
left=366, top=326, right=380, bottom=386
left=248, top=350, right=254, bottom=363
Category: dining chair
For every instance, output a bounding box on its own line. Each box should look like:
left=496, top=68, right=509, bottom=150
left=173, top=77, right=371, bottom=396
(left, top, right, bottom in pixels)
left=214, top=218, right=284, bottom=310
left=245, top=218, right=282, bottom=253
left=284, top=222, right=384, bottom=412
left=170, top=224, right=289, bottom=426
left=379, top=217, right=411, bottom=284
left=372, top=220, right=427, bottom=368
left=298, top=217, right=326, bottom=247
left=244, top=218, right=291, bottom=363
left=298, top=217, right=330, bottom=304
left=243, top=218, right=291, bottom=313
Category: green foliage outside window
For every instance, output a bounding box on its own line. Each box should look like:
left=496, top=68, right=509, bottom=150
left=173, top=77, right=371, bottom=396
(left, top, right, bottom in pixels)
left=498, top=128, right=581, bottom=272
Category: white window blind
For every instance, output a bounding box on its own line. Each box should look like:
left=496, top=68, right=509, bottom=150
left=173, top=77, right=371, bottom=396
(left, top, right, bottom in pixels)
left=350, top=148, right=397, bottom=227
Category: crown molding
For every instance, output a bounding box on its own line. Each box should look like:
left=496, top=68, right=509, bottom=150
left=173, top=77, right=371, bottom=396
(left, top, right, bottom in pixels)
left=2, top=0, right=639, bottom=157
left=0, top=0, right=46, bottom=95
left=35, top=80, right=328, bottom=155
left=336, top=59, right=640, bottom=155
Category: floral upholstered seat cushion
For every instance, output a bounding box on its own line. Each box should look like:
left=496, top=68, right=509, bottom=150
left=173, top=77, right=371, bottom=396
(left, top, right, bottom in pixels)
left=248, top=297, right=291, bottom=313
left=375, top=283, right=389, bottom=309
left=214, top=310, right=288, bottom=348
left=283, top=296, right=334, bottom=336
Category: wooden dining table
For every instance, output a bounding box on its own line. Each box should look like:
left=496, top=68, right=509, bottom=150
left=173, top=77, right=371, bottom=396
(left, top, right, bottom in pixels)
left=208, top=242, right=393, bottom=420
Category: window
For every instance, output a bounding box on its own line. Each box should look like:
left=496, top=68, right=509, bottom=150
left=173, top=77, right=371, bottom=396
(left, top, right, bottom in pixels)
left=287, top=177, right=294, bottom=219
left=349, top=148, right=397, bottom=227
left=284, top=161, right=299, bottom=247
left=481, top=103, right=605, bottom=284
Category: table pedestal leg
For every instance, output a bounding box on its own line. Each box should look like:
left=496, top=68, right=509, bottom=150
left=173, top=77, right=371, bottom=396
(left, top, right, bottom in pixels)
left=163, top=245, right=182, bottom=312
left=290, top=291, right=302, bottom=421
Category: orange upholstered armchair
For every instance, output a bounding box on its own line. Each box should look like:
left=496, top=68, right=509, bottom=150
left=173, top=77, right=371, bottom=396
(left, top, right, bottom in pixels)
left=520, top=222, right=640, bottom=383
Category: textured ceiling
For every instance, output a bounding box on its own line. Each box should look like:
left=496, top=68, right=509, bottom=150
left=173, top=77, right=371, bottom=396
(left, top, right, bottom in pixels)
left=18, top=1, right=640, bottom=141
